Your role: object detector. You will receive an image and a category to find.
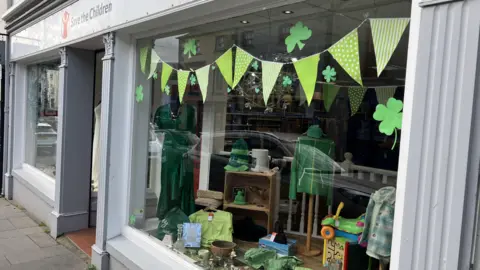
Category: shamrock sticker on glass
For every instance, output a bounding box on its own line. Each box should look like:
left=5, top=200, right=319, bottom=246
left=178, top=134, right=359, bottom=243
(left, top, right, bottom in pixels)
left=190, top=75, right=197, bottom=86
left=282, top=76, right=293, bottom=87
left=227, top=87, right=232, bottom=93
left=135, top=85, right=144, bottom=103
left=322, top=66, right=336, bottom=83
left=251, top=61, right=259, bottom=71
left=152, top=71, right=158, bottom=80
left=129, top=214, right=136, bottom=226
left=285, top=21, right=312, bottom=53
left=183, top=39, right=197, bottom=59
left=255, top=87, right=260, bottom=94
left=373, top=97, right=403, bottom=150
left=165, top=85, right=171, bottom=95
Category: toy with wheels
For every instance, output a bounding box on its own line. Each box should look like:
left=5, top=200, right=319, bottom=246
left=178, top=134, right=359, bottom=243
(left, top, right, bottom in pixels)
left=320, top=202, right=365, bottom=242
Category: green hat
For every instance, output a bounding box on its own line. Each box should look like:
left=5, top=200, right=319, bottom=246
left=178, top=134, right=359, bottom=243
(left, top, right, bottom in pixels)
left=306, top=125, right=324, bottom=139
left=225, top=139, right=250, bottom=172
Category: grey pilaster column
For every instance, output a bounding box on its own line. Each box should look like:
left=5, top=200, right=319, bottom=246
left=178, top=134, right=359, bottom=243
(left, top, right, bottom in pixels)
left=50, top=46, right=95, bottom=237
left=91, top=32, right=115, bottom=270
left=3, top=62, right=15, bottom=200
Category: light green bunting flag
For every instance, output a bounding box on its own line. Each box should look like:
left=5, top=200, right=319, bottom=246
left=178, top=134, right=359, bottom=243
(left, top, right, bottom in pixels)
left=293, top=54, right=320, bottom=106
left=196, top=65, right=210, bottom=103
left=375, top=86, right=397, bottom=105
left=370, top=18, right=410, bottom=77
left=148, top=50, right=161, bottom=79
left=261, top=61, right=283, bottom=104
left=348, top=86, right=367, bottom=116
left=216, top=48, right=233, bottom=87
left=323, top=84, right=340, bottom=112
left=328, top=29, right=363, bottom=86
left=139, top=46, right=149, bottom=74
left=161, top=62, right=173, bottom=92
left=177, top=70, right=190, bottom=103
left=233, top=47, right=254, bottom=88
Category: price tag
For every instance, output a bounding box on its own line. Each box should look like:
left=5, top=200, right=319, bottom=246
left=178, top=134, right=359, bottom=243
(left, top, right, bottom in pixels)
left=269, top=233, right=277, bottom=242
left=208, top=212, right=214, bottom=222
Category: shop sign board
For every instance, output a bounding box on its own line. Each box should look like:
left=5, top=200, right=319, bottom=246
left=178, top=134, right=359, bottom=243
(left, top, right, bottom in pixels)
left=10, top=0, right=198, bottom=60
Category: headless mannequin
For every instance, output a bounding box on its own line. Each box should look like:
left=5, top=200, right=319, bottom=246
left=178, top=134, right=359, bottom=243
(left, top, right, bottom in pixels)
left=91, top=103, right=101, bottom=192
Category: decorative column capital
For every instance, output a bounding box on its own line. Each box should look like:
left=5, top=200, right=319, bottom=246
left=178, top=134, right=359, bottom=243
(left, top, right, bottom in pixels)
left=103, top=32, right=115, bottom=60
left=8, top=62, right=15, bottom=77
left=59, top=47, right=68, bottom=68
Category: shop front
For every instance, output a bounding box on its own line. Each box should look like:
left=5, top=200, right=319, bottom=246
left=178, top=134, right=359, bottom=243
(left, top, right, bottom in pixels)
left=3, top=0, right=480, bottom=269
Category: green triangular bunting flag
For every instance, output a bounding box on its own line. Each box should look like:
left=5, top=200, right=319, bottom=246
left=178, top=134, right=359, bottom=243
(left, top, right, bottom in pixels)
left=370, top=18, right=410, bottom=77
left=177, top=70, right=190, bottom=103
left=216, top=48, right=233, bottom=87
left=375, top=86, right=397, bottom=105
left=139, top=46, right=149, bottom=74
left=161, top=62, right=173, bottom=92
left=261, top=61, right=283, bottom=104
left=293, top=54, right=320, bottom=106
left=233, top=47, right=254, bottom=88
left=328, top=29, right=363, bottom=86
left=196, top=65, right=210, bottom=103
left=348, top=86, right=367, bottom=116
left=323, top=84, right=340, bottom=112
left=148, top=50, right=161, bottom=79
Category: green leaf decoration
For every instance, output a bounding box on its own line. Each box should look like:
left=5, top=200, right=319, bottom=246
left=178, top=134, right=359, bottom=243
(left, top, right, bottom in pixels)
left=196, top=65, right=211, bottom=103
left=148, top=49, right=161, bottom=79
left=129, top=214, right=136, bottom=225
left=190, top=74, right=197, bottom=86
left=139, top=46, right=149, bottom=74
left=373, top=97, right=403, bottom=149
left=251, top=61, right=259, bottom=71
left=135, top=85, right=144, bottom=103
left=233, top=47, right=254, bottom=88
left=255, top=87, right=260, bottom=94
left=227, top=87, right=232, bottom=93
left=183, top=39, right=197, bottom=59
left=216, top=48, right=233, bottom=87
left=285, top=21, right=312, bottom=53
left=322, top=66, right=337, bottom=83
left=211, top=65, right=216, bottom=70
left=177, top=70, right=190, bottom=103
left=293, top=54, right=320, bottom=106
left=152, top=72, right=158, bottom=80
left=165, top=85, right=171, bottom=95
left=161, top=62, right=173, bottom=92
left=282, top=76, right=293, bottom=87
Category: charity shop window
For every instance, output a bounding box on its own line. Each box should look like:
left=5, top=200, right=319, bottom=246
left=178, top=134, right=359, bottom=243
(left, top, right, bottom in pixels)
left=25, top=61, right=60, bottom=179
left=129, top=1, right=411, bottom=269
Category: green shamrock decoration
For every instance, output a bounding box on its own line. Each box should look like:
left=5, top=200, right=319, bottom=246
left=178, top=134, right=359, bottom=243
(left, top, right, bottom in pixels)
left=190, top=75, right=197, bottom=86
left=227, top=87, right=232, bottom=93
left=251, top=61, right=259, bottom=71
left=285, top=21, right=312, bottom=53
left=165, top=85, right=171, bottom=95
left=152, top=71, right=158, bottom=80
left=322, top=66, right=336, bottom=83
left=183, top=39, right=197, bottom=59
left=282, top=76, right=293, bottom=87
left=129, top=214, right=136, bottom=225
left=135, top=85, right=144, bottom=103
left=373, top=98, right=403, bottom=150
left=211, top=65, right=216, bottom=70
left=255, top=87, right=260, bottom=94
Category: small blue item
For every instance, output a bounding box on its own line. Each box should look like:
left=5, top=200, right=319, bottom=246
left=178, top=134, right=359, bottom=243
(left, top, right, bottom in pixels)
left=182, top=223, right=202, bottom=248
left=259, top=234, right=297, bottom=256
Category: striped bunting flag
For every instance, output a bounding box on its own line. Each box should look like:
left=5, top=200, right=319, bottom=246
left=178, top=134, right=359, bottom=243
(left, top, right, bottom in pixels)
left=375, top=86, right=397, bottom=105
left=370, top=18, right=410, bottom=77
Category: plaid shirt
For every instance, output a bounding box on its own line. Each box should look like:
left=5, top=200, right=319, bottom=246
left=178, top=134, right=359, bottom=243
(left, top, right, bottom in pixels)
left=359, top=187, right=396, bottom=262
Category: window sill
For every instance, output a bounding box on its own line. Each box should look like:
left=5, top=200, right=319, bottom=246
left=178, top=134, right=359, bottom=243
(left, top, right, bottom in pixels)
left=12, top=164, right=55, bottom=206
left=106, top=226, right=202, bottom=270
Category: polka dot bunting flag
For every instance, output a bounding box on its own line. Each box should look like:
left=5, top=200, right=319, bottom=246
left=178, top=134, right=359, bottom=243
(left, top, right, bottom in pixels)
left=328, top=29, right=363, bottom=86
left=233, top=47, right=254, bottom=88
left=348, top=86, right=367, bottom=116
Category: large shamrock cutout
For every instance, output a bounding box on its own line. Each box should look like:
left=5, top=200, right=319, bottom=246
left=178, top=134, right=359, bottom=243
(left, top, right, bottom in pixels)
left=322, top=66, right=336, bottom=83
left=135, top=85, right=144, bottom=103
left=285, top=21, right=312, bottom=53
left=373, top=97, right=403, bottom=149
left=183, top=39, right=197, bottom=58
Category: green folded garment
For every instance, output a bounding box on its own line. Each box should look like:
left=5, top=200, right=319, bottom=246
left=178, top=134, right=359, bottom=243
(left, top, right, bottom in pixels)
left=244, top=248, right=303, bottom=270
left=266, top=256, right=302, bottom=270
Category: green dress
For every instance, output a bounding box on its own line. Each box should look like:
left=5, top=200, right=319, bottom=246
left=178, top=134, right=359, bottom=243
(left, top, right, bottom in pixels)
left=155, top=104, right=197, bottom=220
left=289, top=136, right=336, bottom=202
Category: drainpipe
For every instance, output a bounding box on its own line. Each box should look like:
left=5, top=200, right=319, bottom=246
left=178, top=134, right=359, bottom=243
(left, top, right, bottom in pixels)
left=3, top=34, right=13, bottom=199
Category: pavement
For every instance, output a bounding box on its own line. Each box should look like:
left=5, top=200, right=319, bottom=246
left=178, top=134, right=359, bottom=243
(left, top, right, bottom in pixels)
left=0, top=198, right=89, bottom=270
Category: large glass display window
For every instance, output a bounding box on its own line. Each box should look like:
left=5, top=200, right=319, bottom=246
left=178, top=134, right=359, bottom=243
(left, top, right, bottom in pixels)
left=129, top=1, right=411, bottom=269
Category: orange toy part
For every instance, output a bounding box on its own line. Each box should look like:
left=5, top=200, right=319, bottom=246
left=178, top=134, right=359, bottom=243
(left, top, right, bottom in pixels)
left=321, top=226, right=335, bottom=240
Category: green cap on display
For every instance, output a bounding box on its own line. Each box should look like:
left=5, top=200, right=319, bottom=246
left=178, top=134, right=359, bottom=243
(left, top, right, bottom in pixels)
left=225, top=139, right=250, bottom=172
left=306, top=125, right=325, bottom=139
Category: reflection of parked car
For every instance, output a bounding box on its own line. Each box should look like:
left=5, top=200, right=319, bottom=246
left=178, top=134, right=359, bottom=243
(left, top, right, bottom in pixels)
left=36, top=122, right=57, bottom=155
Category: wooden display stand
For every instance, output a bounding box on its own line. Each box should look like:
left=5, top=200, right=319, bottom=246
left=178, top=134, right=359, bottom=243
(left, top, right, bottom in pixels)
left=223, top=171, right=276, bottom=233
